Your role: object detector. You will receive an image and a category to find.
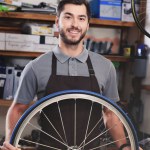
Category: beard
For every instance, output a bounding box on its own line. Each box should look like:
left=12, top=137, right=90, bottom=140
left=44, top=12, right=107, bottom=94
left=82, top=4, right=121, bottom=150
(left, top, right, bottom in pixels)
left=59, top=27, right=87, bottom=45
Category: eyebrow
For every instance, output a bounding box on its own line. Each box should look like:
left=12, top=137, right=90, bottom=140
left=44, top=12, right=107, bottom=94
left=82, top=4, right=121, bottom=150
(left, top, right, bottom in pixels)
left=64, top=12, right=87, bottom=18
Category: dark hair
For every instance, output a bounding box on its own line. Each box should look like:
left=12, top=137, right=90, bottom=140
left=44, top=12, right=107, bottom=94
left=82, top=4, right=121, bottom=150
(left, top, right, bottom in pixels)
left=57, top=0, right=91, bottom=22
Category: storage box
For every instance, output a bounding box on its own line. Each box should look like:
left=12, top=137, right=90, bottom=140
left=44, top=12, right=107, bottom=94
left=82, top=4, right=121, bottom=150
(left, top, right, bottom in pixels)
left=3, top=0, right=21, bottom=6
left=34, top=44, right=56, bottom=52
left=6, top=33, right=40, bottom=44
left=122, top=2, right=139, bottom=22
left=99, top=0, right=122, bottom=20
left=30, top=26, right=54, bottom=36
left=0, top=33, right=5, bottom=41
left=89, top=0, right=100, bottom=18
left=6, top=41, right=56, bottom=52
left=6, top=42, right=34, bottom=51
left=0, top=42, right=5, bottom=50
left=0, top=33, right=5, bottom=50
left=45, top=36, right=58, bottom=45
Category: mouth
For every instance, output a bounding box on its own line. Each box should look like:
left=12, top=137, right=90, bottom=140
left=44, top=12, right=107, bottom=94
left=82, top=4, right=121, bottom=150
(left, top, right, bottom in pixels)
left=68, top=29, right=81, bottom=36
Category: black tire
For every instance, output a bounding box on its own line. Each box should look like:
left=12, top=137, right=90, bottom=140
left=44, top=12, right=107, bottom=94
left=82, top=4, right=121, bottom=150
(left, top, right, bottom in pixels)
left=131, top=0, right=150, bottom=38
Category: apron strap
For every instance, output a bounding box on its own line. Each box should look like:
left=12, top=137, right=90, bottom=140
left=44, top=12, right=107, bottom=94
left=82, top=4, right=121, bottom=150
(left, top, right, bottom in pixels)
left=86, top=56, right=95, bottom=76
left=52, top=53, right=95, bottom=76
left=51, top=53, right=57, bottom=75
left=87, top=56, right=99, bottom=92
left=51, top=53, right=99, bottom=92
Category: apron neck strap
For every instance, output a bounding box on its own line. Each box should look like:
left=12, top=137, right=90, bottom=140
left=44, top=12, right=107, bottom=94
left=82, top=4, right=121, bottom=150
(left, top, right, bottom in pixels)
left=52, top=53, right=57, bottom=75
left=52, top=53, right=95, bottom=76
left=87, top=56, right=95, bottom=76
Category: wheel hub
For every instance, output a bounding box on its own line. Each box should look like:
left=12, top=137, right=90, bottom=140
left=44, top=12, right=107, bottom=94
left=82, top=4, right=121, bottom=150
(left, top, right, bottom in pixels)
left=68, top=146, right=81, bottom=150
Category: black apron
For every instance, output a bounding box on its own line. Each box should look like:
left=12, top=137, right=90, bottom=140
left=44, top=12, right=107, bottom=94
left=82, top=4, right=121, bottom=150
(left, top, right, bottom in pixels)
left=38, top=53, right=102, bottom=150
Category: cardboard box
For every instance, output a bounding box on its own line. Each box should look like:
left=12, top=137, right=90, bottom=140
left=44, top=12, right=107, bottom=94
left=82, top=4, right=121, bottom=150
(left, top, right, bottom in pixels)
left=3, top=0, right=21, bottom=6
left=0, top=42, right=5, bottom=50
left=34, top=44, right=56, bottom=52
left=31, top=26, right=54, bottom=36
left=6, top=33, right=40, bottom=44
left=6, top=41, right=34, bottom=51
left=6, top=41, right=56, bottom=52
left=0, top=33, right=5, bottom=50
left=45, top=36, right=58, bottom=45
left=5, top=33, right=57, bottom=52
left=122, top=2, right=139, bottom=22
left=3, top=66, right=15, bottom=100
left=99, top=0, right=122, bottom=20
left=0, top=33, right=5, bottom=41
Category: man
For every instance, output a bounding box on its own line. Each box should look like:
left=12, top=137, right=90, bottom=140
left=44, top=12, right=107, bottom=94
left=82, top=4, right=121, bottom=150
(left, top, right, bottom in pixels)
left=1, top=0, right=141, bottom=150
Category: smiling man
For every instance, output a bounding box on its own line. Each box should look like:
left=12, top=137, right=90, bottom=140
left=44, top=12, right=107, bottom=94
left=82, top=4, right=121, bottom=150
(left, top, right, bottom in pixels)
left=1, top=0, right=141, bottom=150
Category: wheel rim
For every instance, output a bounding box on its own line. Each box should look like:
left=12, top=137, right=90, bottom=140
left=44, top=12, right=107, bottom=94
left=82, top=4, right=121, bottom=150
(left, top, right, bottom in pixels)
left=10, top=90, right=139, bottom=150
left=132, top=0, right=150, bottom=38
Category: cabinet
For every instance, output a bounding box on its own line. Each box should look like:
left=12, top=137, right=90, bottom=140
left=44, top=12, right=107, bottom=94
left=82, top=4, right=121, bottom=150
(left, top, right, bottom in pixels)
left=0, top=12, right=136, bottom=106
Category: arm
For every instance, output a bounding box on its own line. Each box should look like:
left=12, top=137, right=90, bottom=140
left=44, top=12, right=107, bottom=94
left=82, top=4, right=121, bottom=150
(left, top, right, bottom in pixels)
left=103, top=107, right=130, bottom=150
left=5, top=102, right=29, bottom=141
left=1, top=102, right=29, bottom=150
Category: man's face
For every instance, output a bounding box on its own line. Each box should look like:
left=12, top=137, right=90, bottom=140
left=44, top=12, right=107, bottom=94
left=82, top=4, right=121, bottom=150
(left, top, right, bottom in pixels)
left=56, top=4, right=89, bottom=45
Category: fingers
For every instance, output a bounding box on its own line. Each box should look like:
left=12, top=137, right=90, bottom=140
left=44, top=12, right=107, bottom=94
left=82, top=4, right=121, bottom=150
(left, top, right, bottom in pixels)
left=1, top=142, right=19, bottom=150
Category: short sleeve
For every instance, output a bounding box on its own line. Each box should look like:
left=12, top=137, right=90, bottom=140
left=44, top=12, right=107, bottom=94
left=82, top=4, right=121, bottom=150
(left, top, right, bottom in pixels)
left=103, top=63, right=120, bottom=102
left=14, top=61, right=37, bottom=104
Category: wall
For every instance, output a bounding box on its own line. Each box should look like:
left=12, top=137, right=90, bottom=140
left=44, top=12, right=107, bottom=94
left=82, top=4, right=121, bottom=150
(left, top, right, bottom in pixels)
left=138, top=0, right=150, bottom=134
left=140, top=35, right=150, bottom=134
left=0, top=107, right=8, bottom=138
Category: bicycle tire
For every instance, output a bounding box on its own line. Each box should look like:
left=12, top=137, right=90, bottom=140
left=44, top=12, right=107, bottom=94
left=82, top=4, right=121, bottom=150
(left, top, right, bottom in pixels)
left=10, top=90, right=139, bottom=150
left=131, top=0, right=150, bottom=38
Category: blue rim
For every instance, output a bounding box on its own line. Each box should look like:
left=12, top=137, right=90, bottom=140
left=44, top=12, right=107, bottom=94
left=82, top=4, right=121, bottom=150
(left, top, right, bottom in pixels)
left=10, top=90, right=139, bottom=149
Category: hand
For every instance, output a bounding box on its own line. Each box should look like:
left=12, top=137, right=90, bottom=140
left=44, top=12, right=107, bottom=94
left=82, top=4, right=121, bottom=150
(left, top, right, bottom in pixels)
left=0, top=141, right=21, bottom=150
left=122, top=147, right=143, bottom=150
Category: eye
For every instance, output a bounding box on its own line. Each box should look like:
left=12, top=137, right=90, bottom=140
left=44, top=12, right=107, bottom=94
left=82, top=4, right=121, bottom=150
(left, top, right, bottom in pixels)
left=64, top=15, right=71, bottom=20
left=79, top=17, right=86, bottom=21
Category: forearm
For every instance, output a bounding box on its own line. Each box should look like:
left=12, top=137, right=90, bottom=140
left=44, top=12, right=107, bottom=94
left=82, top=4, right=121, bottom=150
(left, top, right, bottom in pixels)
left=103, top=107, right=127, bottom=148
left=5, top=103, right=29, bottom=141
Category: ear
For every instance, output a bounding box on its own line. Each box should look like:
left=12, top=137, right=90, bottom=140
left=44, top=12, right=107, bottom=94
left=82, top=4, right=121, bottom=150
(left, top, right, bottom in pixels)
left=87, top=23, right=89, bottom=31
left=55, top=16, right=59, bottom=28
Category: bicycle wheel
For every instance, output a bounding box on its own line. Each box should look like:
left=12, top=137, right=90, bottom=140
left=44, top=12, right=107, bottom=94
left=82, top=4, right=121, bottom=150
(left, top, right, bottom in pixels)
left=10, top=90, right=139, bottom=150
left=131, top=0, right=150, bottom=38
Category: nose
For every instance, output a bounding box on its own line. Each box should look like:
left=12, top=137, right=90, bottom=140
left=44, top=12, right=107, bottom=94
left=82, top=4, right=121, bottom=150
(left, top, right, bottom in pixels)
left=72, top=18, right=79, bottom=28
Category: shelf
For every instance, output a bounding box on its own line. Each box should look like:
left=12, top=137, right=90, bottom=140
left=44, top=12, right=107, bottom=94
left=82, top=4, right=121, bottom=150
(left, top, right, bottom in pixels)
left=0, top=26, right=21, bottom=32
left=103, top=55, right=130, bottom=62
left=0, top=99, right=35, bottom=107
left=0, top=51, right=43, bottom=57
left=141, top=85, right=150, bottom=91
left=0, top=99, right=12, bottom=107
left=0, top=12, right=136, bottom=27
left=0, top=51, right=130, bottom=62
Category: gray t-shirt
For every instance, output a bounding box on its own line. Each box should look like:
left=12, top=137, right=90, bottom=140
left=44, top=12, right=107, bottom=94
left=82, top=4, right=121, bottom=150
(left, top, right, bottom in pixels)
left=14, top=46, right=119, bottom=104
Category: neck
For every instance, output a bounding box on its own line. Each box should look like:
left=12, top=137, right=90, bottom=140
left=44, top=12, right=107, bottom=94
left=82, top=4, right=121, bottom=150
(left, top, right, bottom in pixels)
left=58, top=40, right=84, bottom=57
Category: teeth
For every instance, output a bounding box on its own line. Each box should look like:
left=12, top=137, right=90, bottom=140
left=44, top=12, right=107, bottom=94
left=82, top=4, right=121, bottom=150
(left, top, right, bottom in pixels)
left=70, top=30, right=79, bottom=34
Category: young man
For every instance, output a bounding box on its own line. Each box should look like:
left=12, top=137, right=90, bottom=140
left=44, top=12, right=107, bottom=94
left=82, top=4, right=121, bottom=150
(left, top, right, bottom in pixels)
left=1, top=0, right=141, bottom=150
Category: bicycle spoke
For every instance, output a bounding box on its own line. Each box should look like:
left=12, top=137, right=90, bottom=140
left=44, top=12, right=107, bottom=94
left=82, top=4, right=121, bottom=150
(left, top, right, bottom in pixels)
left=74, top=99, right=76, bottom=146
left=41, top=110, right=67, bottom=144
left=138, top=11, right=146, bottom=16
left=19, top=138, right=61, bottom=150
left=82, top=101, right=93, bottom=149
left=79, top=115, right=103, bottom=147
left=10, top=91, right=139, bottom=150
left=79, top=121, right=121, bottom=149
left=89, top=137, right=129, bottom=150
left=139, top=16, right=146, bottom=23
left=57, top=101, right=68, bottom=145
left=27, top=122, right=69, bottom=148
left=132, top=0, right=150, bottom=38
